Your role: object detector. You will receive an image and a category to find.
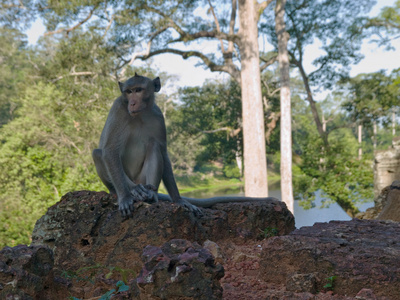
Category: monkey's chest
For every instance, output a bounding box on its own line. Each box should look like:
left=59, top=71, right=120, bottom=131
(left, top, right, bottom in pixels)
left=122, top=122, right=163, bottom=180
left=122, top=136, right=147, bottom=175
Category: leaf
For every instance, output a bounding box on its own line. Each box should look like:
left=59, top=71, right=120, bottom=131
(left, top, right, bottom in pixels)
left=99, top=289, right=116, bottom=300
left=116, top=280, right=130, bottom=292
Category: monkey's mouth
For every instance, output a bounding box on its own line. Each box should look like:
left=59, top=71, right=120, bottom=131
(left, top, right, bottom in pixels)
left=129, top=109, right=145, bottom=116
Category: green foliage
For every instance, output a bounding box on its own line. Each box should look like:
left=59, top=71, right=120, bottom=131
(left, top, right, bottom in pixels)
left=0, top=27, right=34, bottom=126
left=262, top=0, right=375, bottom=89
left=68, top=280, right=130, bottom=300
left=294, top=126, right=374, bottom=216
left=263, top=227, right=278, bottom=238
left=62, top=263, right=135, bottom=286
left=223, top=163, right=241, bottom=178
left=340, top=71, right=400, bottom=127
left=366, top=0, right=400, bottom=47
left=170, top=74, right=280, bottom=176
left=323, top=275, right=337, bottom=291
left=177, top=80, right=243, bottom=167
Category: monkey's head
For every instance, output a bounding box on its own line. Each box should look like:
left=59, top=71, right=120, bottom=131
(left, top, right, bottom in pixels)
left=118, top=73, right=161, bottom=116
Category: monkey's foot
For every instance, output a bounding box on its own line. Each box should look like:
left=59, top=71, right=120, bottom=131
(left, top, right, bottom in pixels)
left=131, top=184, right=151, bottom=201
left=176, top=199, right=203, bottom=217
left=118, top=196, right=136, bottom=218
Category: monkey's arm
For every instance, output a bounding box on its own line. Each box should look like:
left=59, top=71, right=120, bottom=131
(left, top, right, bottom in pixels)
left=157, top=194, right=280, bottom=208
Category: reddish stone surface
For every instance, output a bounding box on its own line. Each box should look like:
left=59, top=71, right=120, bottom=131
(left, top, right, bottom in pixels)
left=0, top=244, right=68, bottom=300
left=259, top=219, right=400, bottom=299
left=218, top=242, right=368, bottom=300
left=29, top=190, right=294, bottom=299
left=137, top=239, right=224, bottom=299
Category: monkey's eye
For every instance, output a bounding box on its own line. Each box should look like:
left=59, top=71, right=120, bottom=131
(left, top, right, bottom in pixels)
left=126, top=89, right=133, bottom=94
left=134, top=87, right=143, bottom=93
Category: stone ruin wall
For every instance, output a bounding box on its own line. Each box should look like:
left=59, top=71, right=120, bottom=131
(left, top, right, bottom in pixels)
left=374, top=136, right=400, bottom=197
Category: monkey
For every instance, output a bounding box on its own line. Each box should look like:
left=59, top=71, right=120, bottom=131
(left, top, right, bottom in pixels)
left=93, top=73, right=279, bottom=217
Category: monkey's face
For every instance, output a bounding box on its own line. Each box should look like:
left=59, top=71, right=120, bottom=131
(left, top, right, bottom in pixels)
left=124, top=85, right=150, bottom=116
left=119, top=74, right=161, bottom=117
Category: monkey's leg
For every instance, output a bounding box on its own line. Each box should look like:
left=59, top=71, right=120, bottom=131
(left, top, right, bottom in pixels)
left=136, top=139, right=163, bottom=203
left=92, top=149, right=116, bottom=195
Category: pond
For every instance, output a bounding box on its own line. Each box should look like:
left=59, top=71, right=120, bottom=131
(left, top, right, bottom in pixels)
left=181, top=185, right=374, bottom=228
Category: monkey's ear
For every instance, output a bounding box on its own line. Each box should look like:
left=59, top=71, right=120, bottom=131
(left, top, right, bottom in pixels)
left=118, top=81, right=124, bottom=93
left=153, top=77, right=161, bottom=92
left=135, top=72, right=139, bottom=77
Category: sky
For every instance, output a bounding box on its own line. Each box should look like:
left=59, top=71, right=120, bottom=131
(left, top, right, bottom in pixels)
left=26, top=0, right=399, bottom=96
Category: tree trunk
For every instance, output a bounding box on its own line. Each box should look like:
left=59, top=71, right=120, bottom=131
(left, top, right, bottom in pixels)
left=275, top=0, right=293, bottom=212
left=237, top=0, right=268, bottom=197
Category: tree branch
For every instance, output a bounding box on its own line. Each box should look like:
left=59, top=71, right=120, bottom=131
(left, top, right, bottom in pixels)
left=260, top=54, right=278, bottom=71
left=143, top=4, right=238, bottom=44
left=44, top=6, right=97, bottom=36
left=262, top=80, right=281, bottom=97
left=136, top=48, right=241, bottom=83
left=208, top=0, right=225, bottom=53
left=121, top=2, right=242, bottom=82
left=51, top=71, right=97, bottom=83
left=119, top=25, right=170, bottom=78
left=101, top=14, right=114, bottom=40
left=257, top=0, right=274, bottom=21
left=189, top=124, right=241, bottom=137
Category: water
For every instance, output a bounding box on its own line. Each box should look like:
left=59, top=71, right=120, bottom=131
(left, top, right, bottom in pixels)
left=181, top=186, right=374, bottom=228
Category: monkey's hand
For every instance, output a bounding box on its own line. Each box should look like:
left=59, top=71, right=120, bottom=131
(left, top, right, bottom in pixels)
left=176, top=198, right=203, bottom=216
left=143, top=184, right=159, bottom=204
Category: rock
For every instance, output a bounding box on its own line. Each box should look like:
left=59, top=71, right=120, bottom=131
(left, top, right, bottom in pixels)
left=377, top=180, right=400, bottom=221
left=358, top=181, right=400, bottom=221
left=374, top=137, right=400, bottom=197
left=203, top=240, right=226, bottom=264
left=259, top=219, right=400, bottom=299
left=356, top=185, right=390, bottom=220
left=0, top=244, right=67, bottom=300
left=29, top=190, right=294, bottom=297
left=355, top=288, right=378, bottom=300
left=286, top=273, right=317, bottom=294
left=136, top=239, right=224, bottom=299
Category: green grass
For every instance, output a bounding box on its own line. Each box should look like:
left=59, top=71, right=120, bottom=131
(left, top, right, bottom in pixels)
left=158, top=168, right=281, bottom=197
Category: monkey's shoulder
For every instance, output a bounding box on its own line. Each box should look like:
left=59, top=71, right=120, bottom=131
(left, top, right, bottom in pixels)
left=151, top=104, right=164, bottom=118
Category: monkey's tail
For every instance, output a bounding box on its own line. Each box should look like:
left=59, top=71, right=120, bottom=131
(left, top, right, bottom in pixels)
left=157, top=193, right=280, bottom=208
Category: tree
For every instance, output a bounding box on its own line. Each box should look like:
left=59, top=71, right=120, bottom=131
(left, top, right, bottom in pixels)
left=0, top=27, right=34, bottom=126
left=275, top=0, right=293, bottom=212
left=340, top=71, right=399, bottom=127
left=236, top=0, right=270, bottom=196
left=170, top=75, right=281, bottom=178
left=291, top=93, right=375, bottom=217
left=263, top=0, right=375, bottom=146
left=339, top=71, right=400, bottom=152
left=175, top=81, right=242, bottom=170
left=366, top=0, right=400, bottom=47
left=261, top=0, right=378, bottom=215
